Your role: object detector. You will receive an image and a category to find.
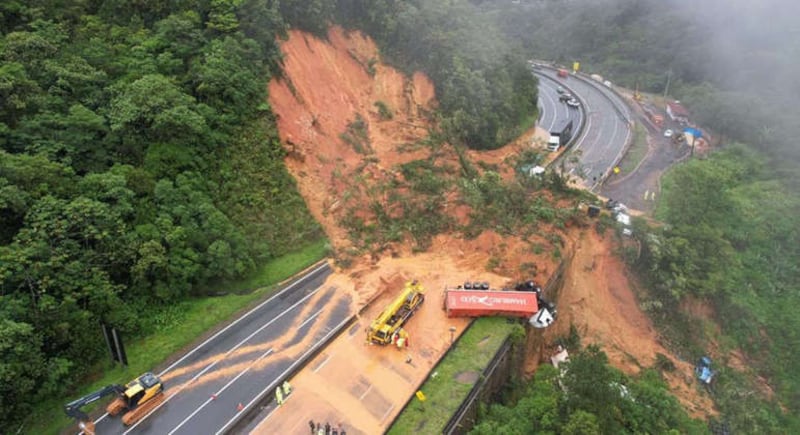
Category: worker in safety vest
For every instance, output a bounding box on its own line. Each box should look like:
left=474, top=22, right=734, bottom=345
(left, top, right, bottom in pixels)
left=282, top=380, right=292, bottom=396
left=275, top=386, right=284, bottom=405
left=396, top=329, right=409, bottom=349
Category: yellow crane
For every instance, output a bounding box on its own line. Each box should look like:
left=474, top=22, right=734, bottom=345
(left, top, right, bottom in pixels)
left=367, top=281, right=425, bottom=345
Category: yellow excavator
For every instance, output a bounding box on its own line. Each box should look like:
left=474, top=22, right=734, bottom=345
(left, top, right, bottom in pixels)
left=368, top=280, right=425, bottom=345
left=64, top=372, right=165, bottom=433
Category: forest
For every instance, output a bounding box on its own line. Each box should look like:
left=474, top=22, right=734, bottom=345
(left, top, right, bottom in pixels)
left=0, top=0, right=537, bottom=431
left=5, top=0, right=798, bottom=433
left=471, top=344, right=706, bottom=435
left=0, top=1, right=326, bottom=429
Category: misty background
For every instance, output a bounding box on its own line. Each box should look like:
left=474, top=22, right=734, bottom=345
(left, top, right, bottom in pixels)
left=478, top=0, right=800, bottom=169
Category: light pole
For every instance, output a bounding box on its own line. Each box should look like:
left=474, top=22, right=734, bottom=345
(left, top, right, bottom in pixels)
left=449, top=326, right=456, bottom=344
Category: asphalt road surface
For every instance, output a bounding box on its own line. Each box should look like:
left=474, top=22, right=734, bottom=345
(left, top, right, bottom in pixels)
left=537, top=67, right=632, bottom=190
left=536, top=72, right=583, bottom=136
left=600, top=106, right=691, bottom=212
left=91, top=262, right=353, bottom=435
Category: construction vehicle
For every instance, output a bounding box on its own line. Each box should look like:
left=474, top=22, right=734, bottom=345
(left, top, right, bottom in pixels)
left=367, top=281, right=425, bottom=345
left=64, top=372, right=165, bottom=432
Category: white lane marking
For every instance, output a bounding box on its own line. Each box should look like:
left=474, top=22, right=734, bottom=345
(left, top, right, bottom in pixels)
left=214, top=314, right=354, bottom=435
left=380, top=404, right=396, bottom=423
left=298, top=310, right=322, bottom=329
left=164, top=309, right=323, bottom=434
left=359, top=384, right=373, bottom=401
left=166, top=348, right=275, bottom=435
left=92, top=262, right=329, bottom=427
left=573, top=98, right=593, bottom=151
left=312, top=354, right=332, bottom=373
left=123, top=286, right=326, bottom=433
left=538, top=82, right=559, bottom=132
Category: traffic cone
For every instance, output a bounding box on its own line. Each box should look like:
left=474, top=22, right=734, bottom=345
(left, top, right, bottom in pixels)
left=237, top=403, right=244, bottom=412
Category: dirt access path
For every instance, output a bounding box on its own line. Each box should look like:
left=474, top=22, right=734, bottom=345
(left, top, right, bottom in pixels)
left=257, top=26, right=714, bottom=431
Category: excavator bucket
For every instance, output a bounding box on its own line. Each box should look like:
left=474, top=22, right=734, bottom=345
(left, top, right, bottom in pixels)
left=106, top=397, right=126, bottom=416
left=122, top=392, right=165, bottom=426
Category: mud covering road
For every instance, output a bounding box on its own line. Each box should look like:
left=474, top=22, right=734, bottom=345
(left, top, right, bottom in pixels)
left=91, top=262, right=356, bottom=435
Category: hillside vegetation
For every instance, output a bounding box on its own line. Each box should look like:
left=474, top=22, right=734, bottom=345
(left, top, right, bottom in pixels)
left=1, top=1, right=541, bottom=431
left=473, top=0, right=800, bottom=432
left=0, top=1, right=322, bottom=429
left=282, top=0, right=539, bottom=149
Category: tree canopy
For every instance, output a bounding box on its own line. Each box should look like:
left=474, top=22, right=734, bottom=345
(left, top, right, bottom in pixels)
left=0, top=1, right=323, bottom=429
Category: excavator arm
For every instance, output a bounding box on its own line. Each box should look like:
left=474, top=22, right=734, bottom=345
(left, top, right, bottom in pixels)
left=64, top=384, right=124, bottom=422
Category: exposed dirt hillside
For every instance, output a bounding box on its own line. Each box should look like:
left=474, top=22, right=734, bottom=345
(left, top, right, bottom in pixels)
left=266, top=26, right=715, bottom=424
left=547, top=230, right=716, bottom=418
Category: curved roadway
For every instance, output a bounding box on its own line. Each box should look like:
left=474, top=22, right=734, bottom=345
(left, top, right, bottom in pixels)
left=536, top=72, right=583, bottom=135
left=535, top=66, right=632, bottom=191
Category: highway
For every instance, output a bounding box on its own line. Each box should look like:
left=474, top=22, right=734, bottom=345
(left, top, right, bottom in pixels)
left=536, top=72, right=583, bottom=135
left=90, top=262, right=353, bottom=435
left=535, top=66, right=632, bottom=190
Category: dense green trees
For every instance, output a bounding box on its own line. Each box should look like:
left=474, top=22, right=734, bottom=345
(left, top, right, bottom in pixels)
left=638, top=146, right=800, bottom=432
left=471, top=346, right=705, bottom=434
left=0, top=1, right=323, bottom=429
left=330, top=0, right=539, bottom=149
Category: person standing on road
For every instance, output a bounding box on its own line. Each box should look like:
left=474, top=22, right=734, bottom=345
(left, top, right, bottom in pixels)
left=309, top=420, right=316, bottom=434
left=275, top=386, right=284, bottom=405
left=324, top=422, right=331, bottom=434
left=282, top=380, right=292, bottom=397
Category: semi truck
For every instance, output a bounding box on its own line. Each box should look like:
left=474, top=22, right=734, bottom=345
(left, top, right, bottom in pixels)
left=444, top=290, right=539, bottom=318
left=547, top=118, right=574, bottom=152
left=367, top=281, right=425, bottom=345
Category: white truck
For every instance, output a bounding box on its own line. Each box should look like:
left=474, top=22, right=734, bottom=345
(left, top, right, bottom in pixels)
left=547, top=119, right=574, bottom=152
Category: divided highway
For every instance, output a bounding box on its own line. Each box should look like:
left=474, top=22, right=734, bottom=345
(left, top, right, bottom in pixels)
left=534, top=66, right=632, bottom=190
left=537, top=73, right=583, bottom=135
left=91, top=262, right=353, bottom=435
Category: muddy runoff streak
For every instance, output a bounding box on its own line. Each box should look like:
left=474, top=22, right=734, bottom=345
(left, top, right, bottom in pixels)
left=123, top=286, right=350, bottom=434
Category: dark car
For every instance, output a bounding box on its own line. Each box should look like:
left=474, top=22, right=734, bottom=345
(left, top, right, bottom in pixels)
left=559, top=93, right=572, bottom=102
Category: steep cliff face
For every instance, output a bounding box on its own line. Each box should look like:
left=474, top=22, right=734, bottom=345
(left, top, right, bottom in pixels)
left=268, top=26, right=436, bottom=249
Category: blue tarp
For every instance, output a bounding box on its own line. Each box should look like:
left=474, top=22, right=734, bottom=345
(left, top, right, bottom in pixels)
left=683, top=127, right=703, bottom=139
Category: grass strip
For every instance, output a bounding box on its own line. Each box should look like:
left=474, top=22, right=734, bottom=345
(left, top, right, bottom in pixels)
left=619, top=123, right=648, bottom=174
left=29, top=239, right=328, bottom=435
left=387, top=317, right=517, bottom=435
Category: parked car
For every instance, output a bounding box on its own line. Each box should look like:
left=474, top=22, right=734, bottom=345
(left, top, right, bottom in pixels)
left=567, top=98, right=580, bottom=108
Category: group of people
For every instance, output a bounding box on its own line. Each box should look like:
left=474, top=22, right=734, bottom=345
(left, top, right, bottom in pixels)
left=309, top=420, right=346, bottom=435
